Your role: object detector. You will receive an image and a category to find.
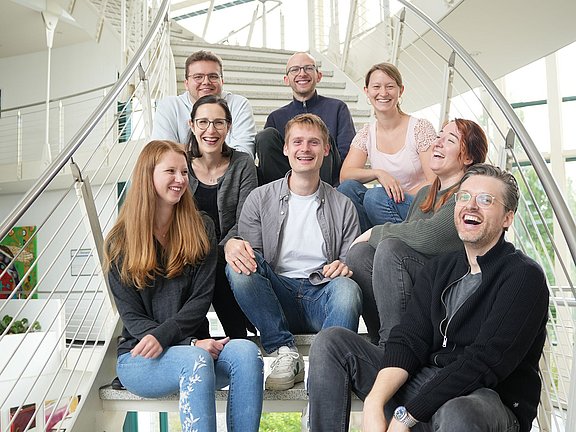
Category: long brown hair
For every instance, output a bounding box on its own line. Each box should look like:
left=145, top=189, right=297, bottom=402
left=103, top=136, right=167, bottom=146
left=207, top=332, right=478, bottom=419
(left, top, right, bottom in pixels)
left=104, top=140, right=211, bottom=289
left=420, top=118, right=488, bottom=213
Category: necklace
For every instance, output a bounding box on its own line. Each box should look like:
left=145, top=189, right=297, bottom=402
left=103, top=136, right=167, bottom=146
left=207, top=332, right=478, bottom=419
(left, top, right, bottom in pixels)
left=194, top=158, right=224, bottom=185
left=208, top=160, right=223, bottom=184
left=154, top=226, right=168, bottom=239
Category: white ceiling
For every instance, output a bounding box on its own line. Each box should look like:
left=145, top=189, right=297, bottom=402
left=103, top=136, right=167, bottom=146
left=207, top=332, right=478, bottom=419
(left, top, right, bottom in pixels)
left=0, top=1, right=92, bottom=59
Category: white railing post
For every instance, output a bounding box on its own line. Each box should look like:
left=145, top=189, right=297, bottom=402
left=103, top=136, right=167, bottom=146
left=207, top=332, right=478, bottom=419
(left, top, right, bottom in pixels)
left=70, top=161, right=114, bottom=313
left=438, top=51, right=456, bottom=131
left=139, top=64, right=153, bottom=139
left=340, top=0, right=358, bottom=70
left=262, top=0, right=268, bottom=48
left=203, top=0, right=216, bottom=39
left=58, top=99, right=64, bottom=154
left=568, top=348, right=576, bottom=430
left=247, top=4, right=259, bottom=46
left=280, top=9, right=285, bottom=50
left=17, top=110, right=22, bottom=180
left=390, top=7, right=405, bottom=66
left=308, top=0, right=316, bottom=52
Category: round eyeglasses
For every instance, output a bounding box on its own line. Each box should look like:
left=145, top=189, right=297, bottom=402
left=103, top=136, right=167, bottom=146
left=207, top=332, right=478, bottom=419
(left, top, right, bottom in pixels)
left=454, top=191, right=508, bottom=209
left=194, top=118, right=229, bottom=131
left=187, top=73, right=221, bottom=83
left=286, top=65, right=317, bottom=76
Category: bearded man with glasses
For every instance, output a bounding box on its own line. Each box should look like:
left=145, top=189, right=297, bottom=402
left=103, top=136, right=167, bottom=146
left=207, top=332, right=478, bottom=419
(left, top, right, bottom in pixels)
left=308, top=163, right=549, bottom=432
left=256, top=52, right=356, bottom=186
left=152, top=50, right=256, bottom=157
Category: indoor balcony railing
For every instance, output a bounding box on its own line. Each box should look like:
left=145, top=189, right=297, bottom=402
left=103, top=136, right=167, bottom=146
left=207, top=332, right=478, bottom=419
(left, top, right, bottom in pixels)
left=0, top=0, right=574, bottom=431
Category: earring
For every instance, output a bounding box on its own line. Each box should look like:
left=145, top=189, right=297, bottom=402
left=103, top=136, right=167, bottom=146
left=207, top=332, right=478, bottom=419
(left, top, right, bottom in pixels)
left=366, top=97, right=372, bottom=105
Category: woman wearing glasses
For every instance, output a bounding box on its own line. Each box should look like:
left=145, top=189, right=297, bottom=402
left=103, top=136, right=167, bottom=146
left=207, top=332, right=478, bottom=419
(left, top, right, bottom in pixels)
left=105, top=140, right=263, bottom=431
left=187, top=95, right=258, bottom=339
left=347, top=119, right=488, bottom=346
left=338, top=63, right=437, bottom=231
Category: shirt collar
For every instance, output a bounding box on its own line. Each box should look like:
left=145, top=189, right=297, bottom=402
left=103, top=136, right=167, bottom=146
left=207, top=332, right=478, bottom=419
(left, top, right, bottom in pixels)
left=292, top=91, right=320, bottom=108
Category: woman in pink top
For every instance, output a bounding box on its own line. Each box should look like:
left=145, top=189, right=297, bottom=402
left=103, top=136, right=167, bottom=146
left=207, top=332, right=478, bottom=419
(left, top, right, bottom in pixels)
left=338, top=63, right=436, bottom=232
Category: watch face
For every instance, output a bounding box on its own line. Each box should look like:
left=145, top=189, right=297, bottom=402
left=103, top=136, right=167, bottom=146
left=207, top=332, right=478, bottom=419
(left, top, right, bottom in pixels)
left=395, top=406, right=407, bottom=419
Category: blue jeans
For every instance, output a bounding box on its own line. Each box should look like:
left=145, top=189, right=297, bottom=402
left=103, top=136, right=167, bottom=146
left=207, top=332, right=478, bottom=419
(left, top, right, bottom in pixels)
left=226, top=252, right=362, bottom=353
left=347, top=239, right=429, bottom=346
left=308, top=327, right=520, bottom=432
left=117, top=339, right=263, bottom=432
left=338, top=179, right=413, bottom=232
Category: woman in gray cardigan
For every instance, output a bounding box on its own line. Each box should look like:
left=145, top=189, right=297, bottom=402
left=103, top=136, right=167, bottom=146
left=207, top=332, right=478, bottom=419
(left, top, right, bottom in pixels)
left=187, top=95, right=258, bottom=338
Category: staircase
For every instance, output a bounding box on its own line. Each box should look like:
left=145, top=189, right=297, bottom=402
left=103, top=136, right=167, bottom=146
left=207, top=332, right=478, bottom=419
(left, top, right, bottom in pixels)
left=169, top=31, right=373, bottom=131
left=1, top=1, right=575, bottom=431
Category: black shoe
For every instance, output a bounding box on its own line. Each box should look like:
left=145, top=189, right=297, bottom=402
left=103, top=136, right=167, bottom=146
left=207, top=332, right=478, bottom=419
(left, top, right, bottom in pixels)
left=111, top=376, right=125, bottom=390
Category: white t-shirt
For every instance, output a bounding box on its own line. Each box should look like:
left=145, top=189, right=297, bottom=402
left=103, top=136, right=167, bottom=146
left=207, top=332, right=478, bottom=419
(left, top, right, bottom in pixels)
left=275, top=191, right=325, bottom=279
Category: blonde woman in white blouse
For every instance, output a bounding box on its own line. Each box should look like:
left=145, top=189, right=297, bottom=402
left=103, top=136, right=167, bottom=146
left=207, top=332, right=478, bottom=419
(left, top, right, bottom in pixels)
left=338, top=63, right=436, bottom=232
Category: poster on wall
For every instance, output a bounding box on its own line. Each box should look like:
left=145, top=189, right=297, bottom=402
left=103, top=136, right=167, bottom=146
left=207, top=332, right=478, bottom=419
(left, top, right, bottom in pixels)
left=44, top=396, right=80, bottom=432
left=9, top=403, right=37, bottom=432
left=0, top=226, right=38, bottom=299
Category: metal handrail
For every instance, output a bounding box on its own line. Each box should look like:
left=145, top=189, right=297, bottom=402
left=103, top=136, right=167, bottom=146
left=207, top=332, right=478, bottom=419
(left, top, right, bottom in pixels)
left=396, top=0, right=576, bottom=264
left=0, top=84, right=114, bottom=115
left=0, top=0, right=171, bottom=242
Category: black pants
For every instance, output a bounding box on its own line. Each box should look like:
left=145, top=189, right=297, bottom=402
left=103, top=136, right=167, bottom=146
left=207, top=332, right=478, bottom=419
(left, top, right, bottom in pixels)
left=255, top=127, right=341, bottom=186
left=212, top=245, right=256, bottom=338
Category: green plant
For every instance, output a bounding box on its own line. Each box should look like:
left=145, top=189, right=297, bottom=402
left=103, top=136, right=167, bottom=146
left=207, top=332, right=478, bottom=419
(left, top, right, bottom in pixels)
left=0, top=314, right=41, bottom=334
left=259, top=412, right=301, bottom=431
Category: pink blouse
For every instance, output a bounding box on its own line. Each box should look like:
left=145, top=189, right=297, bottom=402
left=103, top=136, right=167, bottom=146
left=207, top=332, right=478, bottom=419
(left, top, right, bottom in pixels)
left=350, top=116, right=436, bottom=192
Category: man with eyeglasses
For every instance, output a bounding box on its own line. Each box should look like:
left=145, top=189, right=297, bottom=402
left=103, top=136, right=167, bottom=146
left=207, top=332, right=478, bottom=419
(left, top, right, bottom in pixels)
left=152, top=50, right=256, bottom=156
left=256, top=52, right=355, bottom=185
left=307, top=163, right=549, bottom=432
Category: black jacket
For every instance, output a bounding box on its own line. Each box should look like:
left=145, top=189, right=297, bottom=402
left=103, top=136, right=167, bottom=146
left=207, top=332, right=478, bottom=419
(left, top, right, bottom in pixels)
left=382, top=235, right=549, bottom=431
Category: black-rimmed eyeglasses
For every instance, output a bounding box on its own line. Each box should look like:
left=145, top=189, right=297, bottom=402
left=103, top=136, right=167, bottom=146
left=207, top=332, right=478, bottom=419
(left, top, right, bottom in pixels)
left=194, top=118, right=229, bottom=131
left=286, top=65, right=317, bottom=76
left=454, top=191, right=508, bottom=209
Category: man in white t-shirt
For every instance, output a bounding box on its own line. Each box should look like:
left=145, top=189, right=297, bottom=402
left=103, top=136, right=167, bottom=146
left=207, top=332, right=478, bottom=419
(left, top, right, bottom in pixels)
left=151, top=50, right=256, bottom=156
left=225, top=114, right=361, bottom=390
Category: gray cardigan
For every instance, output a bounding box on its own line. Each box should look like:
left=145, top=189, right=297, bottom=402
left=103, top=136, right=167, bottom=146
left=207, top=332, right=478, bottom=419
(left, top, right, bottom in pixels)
left=189, top=149, right=258, bottom=246
left=238, top=172, right=360, bottom=273
left=368, top=185, right=461, bottom=256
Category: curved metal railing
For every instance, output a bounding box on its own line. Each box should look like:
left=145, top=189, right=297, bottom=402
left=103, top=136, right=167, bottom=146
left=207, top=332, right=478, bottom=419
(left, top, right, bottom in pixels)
left=0, top=1, right=172, bottom=431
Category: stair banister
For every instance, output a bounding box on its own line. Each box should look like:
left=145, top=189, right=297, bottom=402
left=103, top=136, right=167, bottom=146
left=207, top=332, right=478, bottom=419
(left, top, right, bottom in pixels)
left=0, top=0, right=171, bottom=243
left=396, top=0, right=576, bottom=265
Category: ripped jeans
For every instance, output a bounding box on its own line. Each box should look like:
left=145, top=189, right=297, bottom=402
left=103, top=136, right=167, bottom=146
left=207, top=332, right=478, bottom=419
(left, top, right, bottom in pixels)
left=117, top=339, right=263, bottom=431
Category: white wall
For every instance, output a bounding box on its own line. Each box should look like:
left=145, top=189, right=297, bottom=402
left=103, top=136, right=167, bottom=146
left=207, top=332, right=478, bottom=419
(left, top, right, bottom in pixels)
left=0, top=30, right=120, bottom=111
left=0, top=182, right=118, bottom=341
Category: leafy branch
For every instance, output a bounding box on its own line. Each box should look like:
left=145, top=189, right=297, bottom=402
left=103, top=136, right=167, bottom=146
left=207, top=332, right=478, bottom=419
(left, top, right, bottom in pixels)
left=0, top=315, right=42, bottom=334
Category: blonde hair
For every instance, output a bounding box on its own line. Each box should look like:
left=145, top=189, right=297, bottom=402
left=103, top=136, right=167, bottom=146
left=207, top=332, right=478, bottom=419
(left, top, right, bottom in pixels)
left=284, top=113, right=330, bottom=148
left=104, top=140, right=211, bottom=289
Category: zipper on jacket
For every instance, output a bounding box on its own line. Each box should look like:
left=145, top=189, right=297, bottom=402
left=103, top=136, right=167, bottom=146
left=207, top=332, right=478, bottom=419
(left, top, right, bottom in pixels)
left=439, top=268, right=471, bottom=348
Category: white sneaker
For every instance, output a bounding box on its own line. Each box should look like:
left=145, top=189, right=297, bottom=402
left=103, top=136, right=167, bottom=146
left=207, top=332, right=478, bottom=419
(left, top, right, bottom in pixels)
left=265, top=346, right=305, bottom=390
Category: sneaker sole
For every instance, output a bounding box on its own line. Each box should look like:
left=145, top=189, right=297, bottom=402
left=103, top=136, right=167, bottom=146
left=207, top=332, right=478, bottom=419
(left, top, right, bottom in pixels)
left=265, top=369, right=305, bottom=391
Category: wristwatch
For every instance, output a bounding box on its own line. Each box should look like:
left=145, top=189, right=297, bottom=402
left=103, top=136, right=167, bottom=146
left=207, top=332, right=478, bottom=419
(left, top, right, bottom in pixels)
left=190, top=338, right=198, bottom=346
left=393, top=406, right=418, bottom=428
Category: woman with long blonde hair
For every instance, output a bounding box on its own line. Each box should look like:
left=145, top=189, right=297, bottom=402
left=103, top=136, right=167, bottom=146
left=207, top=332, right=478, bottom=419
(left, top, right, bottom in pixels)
left=104, top=140, right=263, bottom=431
